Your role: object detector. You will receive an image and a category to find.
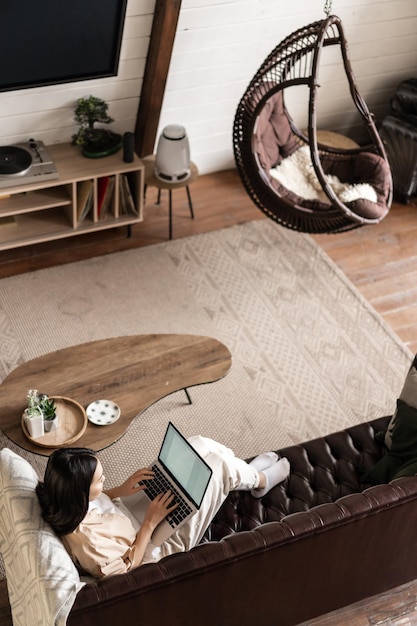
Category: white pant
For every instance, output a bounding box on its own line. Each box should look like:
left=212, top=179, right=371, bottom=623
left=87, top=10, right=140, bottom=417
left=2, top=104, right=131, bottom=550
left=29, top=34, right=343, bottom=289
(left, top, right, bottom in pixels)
left=159, top=436, right=259, bottom=557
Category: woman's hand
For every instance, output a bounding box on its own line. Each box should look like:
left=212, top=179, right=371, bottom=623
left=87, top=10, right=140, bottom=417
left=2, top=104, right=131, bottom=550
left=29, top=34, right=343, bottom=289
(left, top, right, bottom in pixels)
left=143, top=491, right=178, bottom=531
left=129, top=491, right=178, bottom=570
left=104, top=468, right=154, bottom=499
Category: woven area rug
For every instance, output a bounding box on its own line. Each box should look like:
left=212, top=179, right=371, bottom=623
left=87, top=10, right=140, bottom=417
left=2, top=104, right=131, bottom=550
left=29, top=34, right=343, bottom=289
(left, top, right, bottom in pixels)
left=0, top=219, right=412, bottom=578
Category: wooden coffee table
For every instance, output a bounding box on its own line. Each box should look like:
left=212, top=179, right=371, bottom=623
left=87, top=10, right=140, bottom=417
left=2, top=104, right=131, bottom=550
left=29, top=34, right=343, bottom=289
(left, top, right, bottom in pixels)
left=0, top=334, right=232, bottom=456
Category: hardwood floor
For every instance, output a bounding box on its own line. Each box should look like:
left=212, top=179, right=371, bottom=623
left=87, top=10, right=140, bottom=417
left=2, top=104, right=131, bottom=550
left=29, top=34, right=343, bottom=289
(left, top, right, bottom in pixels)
left=313, top=199, right=417, bottom=355
left=1, top=170, right=417, bottom=624
left=0, top=170, right=263, bottom=278
left=1, top=168, right=416, bottom=353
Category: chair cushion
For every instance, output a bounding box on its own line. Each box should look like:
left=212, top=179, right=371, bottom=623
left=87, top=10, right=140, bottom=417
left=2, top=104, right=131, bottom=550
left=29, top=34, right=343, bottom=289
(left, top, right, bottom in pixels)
left=0, top=448, right=84, bottom=626
left=361, top=400, right=417, bottom=484
left=254, top=90, right=299, bottom=169
left=321, top=151, right=391, bottom=218
left=252, top=90, right=390, bottom=220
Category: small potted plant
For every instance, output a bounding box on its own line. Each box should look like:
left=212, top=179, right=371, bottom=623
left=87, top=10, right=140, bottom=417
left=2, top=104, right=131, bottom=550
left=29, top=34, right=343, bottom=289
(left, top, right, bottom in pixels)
left=38, top=394, right=58, bottom=432
left=71, top=95, right=122, bottom=158
left=24, top=389, right=58, bottom=437
left=24, top=389, right=45, bottom=438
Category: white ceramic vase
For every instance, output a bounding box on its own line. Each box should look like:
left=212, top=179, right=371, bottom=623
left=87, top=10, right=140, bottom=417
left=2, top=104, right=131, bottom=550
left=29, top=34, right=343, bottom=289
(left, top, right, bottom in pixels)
left=25, top=410, right=44, bottom=438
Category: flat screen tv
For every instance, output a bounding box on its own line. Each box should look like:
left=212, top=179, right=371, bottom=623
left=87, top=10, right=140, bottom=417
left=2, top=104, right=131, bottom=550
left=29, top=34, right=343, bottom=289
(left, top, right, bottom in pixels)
left=0, top=1, right=128, bottom=93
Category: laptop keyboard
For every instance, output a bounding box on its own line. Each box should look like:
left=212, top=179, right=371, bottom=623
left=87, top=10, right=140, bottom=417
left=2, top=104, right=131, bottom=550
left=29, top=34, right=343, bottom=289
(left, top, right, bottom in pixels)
left=139, top=465, right=193, bottom=529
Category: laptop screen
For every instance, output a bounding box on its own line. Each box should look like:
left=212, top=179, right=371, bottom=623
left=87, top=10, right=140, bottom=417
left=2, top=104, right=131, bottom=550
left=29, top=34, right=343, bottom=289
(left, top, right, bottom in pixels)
left=159, top=422, right=213, bottom=508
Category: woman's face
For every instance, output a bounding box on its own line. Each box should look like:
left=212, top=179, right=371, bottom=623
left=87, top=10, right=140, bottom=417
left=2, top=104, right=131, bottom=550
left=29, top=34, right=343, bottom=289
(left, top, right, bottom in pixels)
left=89, top=459, right=105, bottom=501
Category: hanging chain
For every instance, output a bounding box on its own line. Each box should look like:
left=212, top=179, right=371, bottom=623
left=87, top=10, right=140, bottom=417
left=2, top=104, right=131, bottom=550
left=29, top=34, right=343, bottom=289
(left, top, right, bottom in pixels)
left=324, top=0, right=333, bottom=16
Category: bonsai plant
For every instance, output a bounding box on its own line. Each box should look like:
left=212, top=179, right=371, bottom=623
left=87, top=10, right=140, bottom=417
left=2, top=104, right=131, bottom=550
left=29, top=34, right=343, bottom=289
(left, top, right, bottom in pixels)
left=71, top=95, right=122, bottom=158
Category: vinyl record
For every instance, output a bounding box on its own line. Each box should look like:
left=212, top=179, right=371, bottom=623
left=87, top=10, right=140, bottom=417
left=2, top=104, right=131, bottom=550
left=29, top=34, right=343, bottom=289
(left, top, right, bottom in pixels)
left=0, top=146, right=32, bottom=176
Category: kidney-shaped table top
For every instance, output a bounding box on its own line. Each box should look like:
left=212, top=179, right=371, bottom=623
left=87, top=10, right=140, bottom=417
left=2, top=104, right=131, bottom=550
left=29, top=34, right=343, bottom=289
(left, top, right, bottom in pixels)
left=0, top=334, right=232, bottom=456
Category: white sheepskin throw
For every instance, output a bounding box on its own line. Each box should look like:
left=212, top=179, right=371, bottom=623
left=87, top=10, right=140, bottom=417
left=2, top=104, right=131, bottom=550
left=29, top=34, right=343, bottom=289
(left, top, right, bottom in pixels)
left=270, top=146, right=378, bottom=204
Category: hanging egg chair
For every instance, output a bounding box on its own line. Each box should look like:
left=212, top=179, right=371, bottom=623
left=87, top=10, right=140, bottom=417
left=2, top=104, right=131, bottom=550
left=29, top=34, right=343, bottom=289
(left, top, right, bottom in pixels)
left=233, top=13, right=393, bottom=234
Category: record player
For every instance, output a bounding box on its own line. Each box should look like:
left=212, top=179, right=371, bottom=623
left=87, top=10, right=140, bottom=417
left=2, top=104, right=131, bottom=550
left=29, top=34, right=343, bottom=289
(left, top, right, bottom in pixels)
left=0, top=139, right=58, bottom=189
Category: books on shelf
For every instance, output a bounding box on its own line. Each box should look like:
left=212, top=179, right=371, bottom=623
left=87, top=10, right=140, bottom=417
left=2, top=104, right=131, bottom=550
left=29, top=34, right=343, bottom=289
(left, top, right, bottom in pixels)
left=98, top=176, right=115, bottom=220
left=119, top=174, right=138, bottom=216
left=77, top=180, right=94, bottom=223
left=77, top=174, right=136, bottom=223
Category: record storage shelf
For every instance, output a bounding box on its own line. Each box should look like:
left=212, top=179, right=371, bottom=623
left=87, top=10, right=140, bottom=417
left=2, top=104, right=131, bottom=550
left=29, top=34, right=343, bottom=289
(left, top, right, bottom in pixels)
left=0, top=142, right=144, bottom=250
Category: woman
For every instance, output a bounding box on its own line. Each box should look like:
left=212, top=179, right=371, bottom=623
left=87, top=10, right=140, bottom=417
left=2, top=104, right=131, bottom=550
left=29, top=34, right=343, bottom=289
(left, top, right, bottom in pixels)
left=36, top=436, right=290, bottom=578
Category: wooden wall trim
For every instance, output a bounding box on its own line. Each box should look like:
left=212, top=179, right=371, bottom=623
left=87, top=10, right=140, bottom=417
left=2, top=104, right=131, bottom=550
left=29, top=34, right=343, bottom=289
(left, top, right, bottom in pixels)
left=134, top=0, right=182, bottom=157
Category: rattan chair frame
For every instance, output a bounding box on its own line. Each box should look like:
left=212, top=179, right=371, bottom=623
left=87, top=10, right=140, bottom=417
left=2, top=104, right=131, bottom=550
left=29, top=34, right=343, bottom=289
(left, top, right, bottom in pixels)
left=233, top=15, right=392, bottom=233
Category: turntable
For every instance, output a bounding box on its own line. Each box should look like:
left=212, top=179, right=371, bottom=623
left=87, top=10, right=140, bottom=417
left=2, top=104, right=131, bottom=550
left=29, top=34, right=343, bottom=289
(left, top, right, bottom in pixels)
left=0, top=139, right=58, bottom=189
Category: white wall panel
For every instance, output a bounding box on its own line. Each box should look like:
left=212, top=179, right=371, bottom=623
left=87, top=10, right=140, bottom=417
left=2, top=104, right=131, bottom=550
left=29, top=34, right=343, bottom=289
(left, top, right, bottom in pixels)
left=0, top=0, right=154, bottom=147
left=0, top=0, right=416, bottom=175
left=158, top=0, right=417, bottom=173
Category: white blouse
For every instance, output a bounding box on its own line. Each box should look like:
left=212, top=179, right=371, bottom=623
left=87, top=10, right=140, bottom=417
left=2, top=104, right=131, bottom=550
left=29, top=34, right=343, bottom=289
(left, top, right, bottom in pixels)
left=62, top=493, right=161, bottom=578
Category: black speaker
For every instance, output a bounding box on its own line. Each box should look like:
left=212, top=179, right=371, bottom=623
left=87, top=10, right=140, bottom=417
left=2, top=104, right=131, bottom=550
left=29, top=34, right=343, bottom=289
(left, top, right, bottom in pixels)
left=123, top=132, right=134, bottom=163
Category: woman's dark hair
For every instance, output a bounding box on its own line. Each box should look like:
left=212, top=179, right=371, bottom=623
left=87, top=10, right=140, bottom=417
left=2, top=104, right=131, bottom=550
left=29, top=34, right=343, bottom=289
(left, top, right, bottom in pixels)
left=36, top=447, right=98, bottom=536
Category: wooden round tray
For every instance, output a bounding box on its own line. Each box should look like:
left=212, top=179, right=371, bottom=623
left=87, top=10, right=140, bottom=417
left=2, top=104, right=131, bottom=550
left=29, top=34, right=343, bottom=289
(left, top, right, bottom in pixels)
left=21, top=396, right=88, bottom=448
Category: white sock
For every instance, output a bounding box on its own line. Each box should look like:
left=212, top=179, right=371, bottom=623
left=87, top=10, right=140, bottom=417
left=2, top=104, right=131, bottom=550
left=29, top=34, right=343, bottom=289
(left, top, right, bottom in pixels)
left=249, top=451, right=278, bottom=471
left=251, top=458, right=290, bottom=498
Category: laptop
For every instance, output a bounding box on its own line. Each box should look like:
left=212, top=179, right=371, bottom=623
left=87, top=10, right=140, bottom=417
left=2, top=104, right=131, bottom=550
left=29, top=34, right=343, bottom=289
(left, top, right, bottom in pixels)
left=122, top=422, right=213, bottom=545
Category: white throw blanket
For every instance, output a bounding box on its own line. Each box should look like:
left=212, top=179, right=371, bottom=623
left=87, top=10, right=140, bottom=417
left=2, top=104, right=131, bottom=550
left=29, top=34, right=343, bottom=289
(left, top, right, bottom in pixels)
left=270, top=146, right=378, bottom=204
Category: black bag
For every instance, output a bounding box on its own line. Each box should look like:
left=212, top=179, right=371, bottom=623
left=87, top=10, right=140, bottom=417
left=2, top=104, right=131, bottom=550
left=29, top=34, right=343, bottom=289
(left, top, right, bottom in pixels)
left=379, top=78, right=417, bottom=203
left=391, top=78, right=417, bottom=124
left=380, top=114, right=417, bottom=203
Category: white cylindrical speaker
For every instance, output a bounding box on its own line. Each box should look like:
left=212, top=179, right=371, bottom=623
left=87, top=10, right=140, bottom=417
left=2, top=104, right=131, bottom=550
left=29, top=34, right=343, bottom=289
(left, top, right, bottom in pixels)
left=154, top=125, right=190, bottom=182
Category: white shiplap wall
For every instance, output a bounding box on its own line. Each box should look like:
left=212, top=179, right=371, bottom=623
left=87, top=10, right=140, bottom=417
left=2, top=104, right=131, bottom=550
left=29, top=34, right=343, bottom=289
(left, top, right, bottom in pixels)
left=1, top=0, right=416, bottom=175
left=158, top=0, right=417, bottom=173
left=0, top=0, right=154, bottom=147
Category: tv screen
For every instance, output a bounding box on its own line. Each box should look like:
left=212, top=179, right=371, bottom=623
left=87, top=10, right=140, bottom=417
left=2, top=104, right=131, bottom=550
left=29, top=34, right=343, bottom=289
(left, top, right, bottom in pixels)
left=0, top=1, right=128, bottom=93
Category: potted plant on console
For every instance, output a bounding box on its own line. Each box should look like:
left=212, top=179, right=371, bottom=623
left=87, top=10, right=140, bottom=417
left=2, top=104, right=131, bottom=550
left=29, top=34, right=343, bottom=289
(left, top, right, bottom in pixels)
left=72, top=95, right=122, bottom=158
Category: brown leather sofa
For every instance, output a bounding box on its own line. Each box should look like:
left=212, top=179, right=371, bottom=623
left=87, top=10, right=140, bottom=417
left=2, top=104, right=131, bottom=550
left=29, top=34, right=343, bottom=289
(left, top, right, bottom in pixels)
left=67, top=414, right=417, bottom=626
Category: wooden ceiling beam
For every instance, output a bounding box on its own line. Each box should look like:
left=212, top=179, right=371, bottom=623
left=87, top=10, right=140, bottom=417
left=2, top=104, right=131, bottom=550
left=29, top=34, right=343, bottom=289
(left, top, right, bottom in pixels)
left=134, top=0, right=182, bottom=157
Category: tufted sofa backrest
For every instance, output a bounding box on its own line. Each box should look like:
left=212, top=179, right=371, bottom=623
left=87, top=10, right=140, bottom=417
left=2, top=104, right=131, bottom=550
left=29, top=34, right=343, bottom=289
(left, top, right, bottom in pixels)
left=202, top=415, right=387, bottom=541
